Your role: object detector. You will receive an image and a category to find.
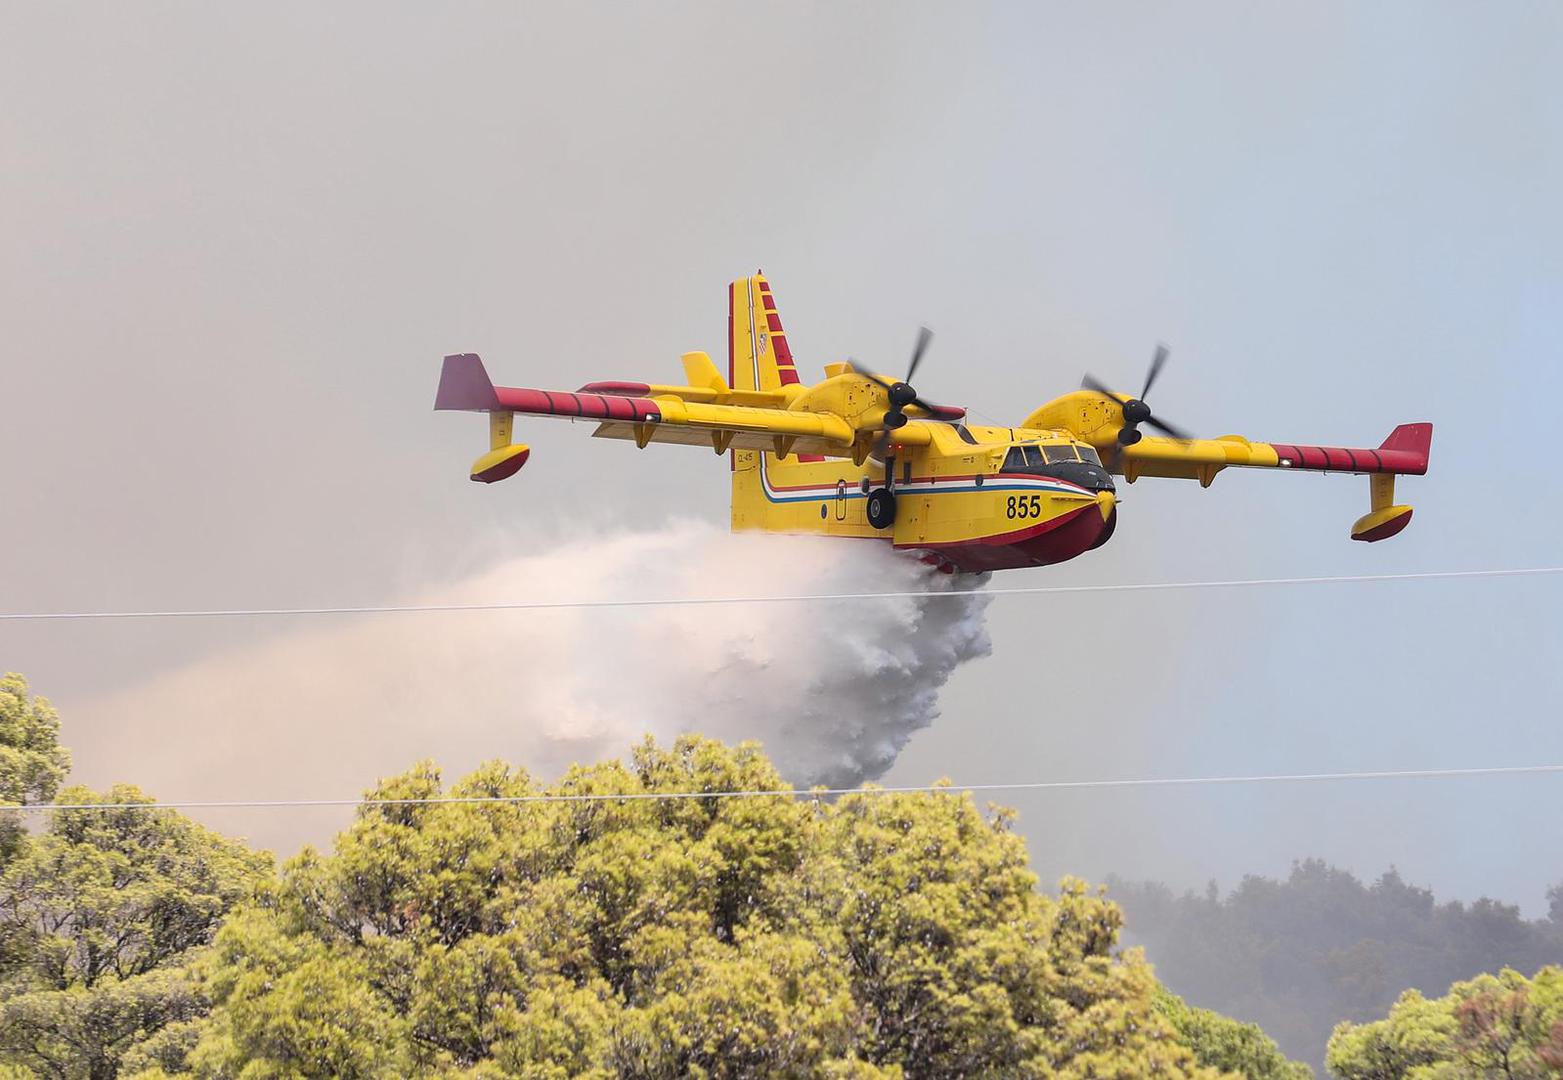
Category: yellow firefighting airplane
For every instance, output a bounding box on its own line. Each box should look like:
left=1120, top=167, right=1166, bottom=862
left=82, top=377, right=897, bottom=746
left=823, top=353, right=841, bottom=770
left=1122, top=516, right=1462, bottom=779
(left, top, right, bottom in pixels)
left=435, top=272, right=1431, bottom=572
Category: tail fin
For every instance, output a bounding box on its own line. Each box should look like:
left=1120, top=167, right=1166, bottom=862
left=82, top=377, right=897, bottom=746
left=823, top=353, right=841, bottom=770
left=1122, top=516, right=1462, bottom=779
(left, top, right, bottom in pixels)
left=729, top=272, right=812, bottom=526
left=1378, top=422, right=1433, bottom=474
left=728, top=271, right=802, bottom=392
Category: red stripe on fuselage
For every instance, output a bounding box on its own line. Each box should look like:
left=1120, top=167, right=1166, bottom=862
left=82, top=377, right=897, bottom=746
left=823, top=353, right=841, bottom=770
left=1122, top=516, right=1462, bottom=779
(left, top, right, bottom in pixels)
left=915, top=504, right=1093, bottom=549
left=761, top=471, right=1090, bottom=495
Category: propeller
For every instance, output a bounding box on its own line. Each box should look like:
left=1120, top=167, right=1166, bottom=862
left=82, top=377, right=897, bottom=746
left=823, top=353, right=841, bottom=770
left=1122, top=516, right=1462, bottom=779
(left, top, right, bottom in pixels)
left=1081, top=344, right=1193, bottom=447
left=866, top=326, right=942, bottom=466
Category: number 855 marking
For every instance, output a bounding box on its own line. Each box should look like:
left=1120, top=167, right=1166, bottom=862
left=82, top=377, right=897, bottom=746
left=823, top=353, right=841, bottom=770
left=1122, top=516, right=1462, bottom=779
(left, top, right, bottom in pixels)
left=1006, top=495, right=1042, bottom=519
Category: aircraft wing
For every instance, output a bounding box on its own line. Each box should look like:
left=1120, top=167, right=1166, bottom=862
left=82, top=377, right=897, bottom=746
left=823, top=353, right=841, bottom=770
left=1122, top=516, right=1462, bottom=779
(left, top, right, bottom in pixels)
left=1115, top=423, right=1432, bottom=542
left=1114, top=424, right=1431, bottom=485
left=434, top=353, right=927, bottom=481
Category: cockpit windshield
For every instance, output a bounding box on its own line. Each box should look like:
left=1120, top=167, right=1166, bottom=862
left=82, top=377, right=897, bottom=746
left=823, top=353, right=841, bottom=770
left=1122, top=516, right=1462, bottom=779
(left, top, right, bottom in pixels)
left=1000, top=441, right=1115, bottom=493
left=1005, top=444, right=1084, bottom=470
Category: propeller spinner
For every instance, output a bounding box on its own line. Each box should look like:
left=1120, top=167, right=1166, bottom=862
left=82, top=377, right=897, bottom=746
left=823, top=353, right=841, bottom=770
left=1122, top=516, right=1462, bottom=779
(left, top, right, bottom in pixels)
left=1082, top=344, right=1193, bottom=446
left=866, top=326, right=946, bottom=462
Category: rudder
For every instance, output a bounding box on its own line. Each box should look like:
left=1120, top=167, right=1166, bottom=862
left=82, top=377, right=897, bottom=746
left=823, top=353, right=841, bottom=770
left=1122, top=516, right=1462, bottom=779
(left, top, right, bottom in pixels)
left=728, top=271, right=814, bottom=530
left=728, top=272, right=802, bottom=393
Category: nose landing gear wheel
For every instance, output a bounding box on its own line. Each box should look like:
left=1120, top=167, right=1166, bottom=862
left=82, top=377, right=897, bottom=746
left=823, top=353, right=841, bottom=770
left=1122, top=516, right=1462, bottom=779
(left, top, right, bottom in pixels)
left=866, top=488, right=897, bottom=530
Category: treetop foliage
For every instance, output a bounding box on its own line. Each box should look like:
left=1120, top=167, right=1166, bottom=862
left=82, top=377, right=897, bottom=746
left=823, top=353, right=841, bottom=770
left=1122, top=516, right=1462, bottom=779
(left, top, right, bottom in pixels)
left=0, top=782, right=270, bottom=1079
left=135, top=736, right=1241, bottom=1079
left=0, top=673, right=72, bottom=864
left=1156, top=989, right=1312, bottom=1080
left=1326, top=965, right=1563, bottom=1079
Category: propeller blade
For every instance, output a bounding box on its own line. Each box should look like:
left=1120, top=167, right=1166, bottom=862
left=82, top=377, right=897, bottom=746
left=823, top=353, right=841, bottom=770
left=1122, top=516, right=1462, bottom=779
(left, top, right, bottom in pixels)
left=864, top=370, right=898, bottom=392
left=1080, top=373, right=1118, bottom=398
left=1144, top=414, right=1193, bottom=441
left=911, top=394, right=952, bottom=416
left=1141, top=344, right=1169, bottom=401
left=905, top=326, right=933, bottom=384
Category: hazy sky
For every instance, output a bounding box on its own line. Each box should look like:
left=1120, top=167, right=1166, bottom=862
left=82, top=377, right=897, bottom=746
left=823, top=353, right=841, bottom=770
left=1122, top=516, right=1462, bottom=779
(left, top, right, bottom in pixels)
left=3, top=4, right=1561, bottom=910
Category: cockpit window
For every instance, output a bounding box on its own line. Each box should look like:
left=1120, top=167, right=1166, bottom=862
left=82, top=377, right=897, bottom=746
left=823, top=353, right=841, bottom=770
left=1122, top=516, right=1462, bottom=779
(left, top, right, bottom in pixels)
left=1077, top=445, right=1103, bottom=466
left=1043, top=444, right=1079, bottom=464
left=1023, top=446, right=1045, bottom=468
left=1002, top=448, right=1027, bottom=472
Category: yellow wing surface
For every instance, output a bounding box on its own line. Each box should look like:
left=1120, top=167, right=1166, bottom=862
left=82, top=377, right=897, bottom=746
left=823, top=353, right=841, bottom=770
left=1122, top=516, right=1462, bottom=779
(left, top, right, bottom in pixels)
left=432, top=351, right=939, bottom=483
left=1024, top=391, right=1431, bottom=542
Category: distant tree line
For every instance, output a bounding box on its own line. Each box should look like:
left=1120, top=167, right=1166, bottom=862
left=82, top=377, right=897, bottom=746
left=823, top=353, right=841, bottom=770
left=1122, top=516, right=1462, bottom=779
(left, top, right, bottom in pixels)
left=1109, top=860, right=1563, bottom=1071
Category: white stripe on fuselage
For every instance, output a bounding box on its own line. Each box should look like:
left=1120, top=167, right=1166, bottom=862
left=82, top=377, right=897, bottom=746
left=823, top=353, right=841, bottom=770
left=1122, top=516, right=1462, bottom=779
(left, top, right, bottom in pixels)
left=758, top=461, right=1089, bottom=504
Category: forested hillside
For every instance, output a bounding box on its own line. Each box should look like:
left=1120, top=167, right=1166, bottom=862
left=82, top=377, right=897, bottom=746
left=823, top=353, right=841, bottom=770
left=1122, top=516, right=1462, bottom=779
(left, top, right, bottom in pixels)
left=1110, top=861, right=1563, bottom=1070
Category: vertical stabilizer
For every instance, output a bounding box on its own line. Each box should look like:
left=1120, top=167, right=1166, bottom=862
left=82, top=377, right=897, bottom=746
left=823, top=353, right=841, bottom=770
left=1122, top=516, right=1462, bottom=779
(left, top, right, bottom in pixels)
left=729, top=271, right=816, bottom=529
left=728, top=272, right=802, bottom=392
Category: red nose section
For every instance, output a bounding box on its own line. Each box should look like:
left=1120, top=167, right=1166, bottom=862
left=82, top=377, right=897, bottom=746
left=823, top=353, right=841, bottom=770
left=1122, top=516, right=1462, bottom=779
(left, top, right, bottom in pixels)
left=921, top=503, right=1112, bottom=572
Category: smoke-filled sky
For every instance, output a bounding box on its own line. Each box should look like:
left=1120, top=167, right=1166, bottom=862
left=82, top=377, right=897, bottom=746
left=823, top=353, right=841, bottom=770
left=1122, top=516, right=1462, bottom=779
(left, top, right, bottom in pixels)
left=3, top=4, right=1561, bottom=910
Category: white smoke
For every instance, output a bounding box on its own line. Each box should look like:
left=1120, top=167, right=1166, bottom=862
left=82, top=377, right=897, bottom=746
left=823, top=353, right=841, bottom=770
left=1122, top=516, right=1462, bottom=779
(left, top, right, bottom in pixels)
left=69, top=522, right=991, bottom=850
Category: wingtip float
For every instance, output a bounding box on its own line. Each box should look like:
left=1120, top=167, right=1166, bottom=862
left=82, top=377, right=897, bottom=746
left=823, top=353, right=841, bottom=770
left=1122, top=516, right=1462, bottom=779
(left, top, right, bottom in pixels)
left=435, top=272, right=1432, bottom=571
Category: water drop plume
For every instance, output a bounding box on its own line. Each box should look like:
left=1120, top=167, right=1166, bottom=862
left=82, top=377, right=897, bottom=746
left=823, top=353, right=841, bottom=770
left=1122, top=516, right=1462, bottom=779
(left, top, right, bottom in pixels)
left=69, top=521, right=992, bottom=849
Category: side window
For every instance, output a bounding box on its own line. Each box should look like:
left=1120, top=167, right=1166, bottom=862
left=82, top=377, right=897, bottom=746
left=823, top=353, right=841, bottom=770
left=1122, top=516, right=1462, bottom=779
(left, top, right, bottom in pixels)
left=1023, top=446, right=1046, bottom=468
left=1003, top=448, right=1027, bottom=472
left=1044, top=444, right=1079, bottom=464
left=1077, top=445, right=1103, bottom=466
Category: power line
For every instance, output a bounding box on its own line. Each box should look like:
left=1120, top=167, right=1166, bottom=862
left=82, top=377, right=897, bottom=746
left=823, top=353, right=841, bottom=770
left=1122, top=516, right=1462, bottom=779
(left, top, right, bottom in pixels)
left=2, top=566, right=1559, bottom=622
left=5, top=763, right=1559, bottom=813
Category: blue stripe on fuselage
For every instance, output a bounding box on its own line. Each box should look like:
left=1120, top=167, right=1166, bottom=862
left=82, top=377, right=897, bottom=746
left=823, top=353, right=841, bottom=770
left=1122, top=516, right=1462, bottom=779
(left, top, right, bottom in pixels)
left=758, top=467, right=1086, bottom=504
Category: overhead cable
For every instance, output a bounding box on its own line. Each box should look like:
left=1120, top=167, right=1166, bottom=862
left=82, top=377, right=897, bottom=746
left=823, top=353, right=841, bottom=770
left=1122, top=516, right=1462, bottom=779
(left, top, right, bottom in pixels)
left=4, top=763, right=1559, bottom=813
left=2, top=566, right=1559, bottom=622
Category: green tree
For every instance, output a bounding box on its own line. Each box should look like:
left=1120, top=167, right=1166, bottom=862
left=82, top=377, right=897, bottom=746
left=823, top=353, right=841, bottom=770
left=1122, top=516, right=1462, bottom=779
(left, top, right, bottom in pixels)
left=0, top=785, right=271, bottom=1079
left=0, top=673, right=72, bottom=864
left=148, top=737, right=1267, bottom=1079
left=1326, top=966, right=1563, bottom=1079
left=1157, top=989, right=1313, bottom=1080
